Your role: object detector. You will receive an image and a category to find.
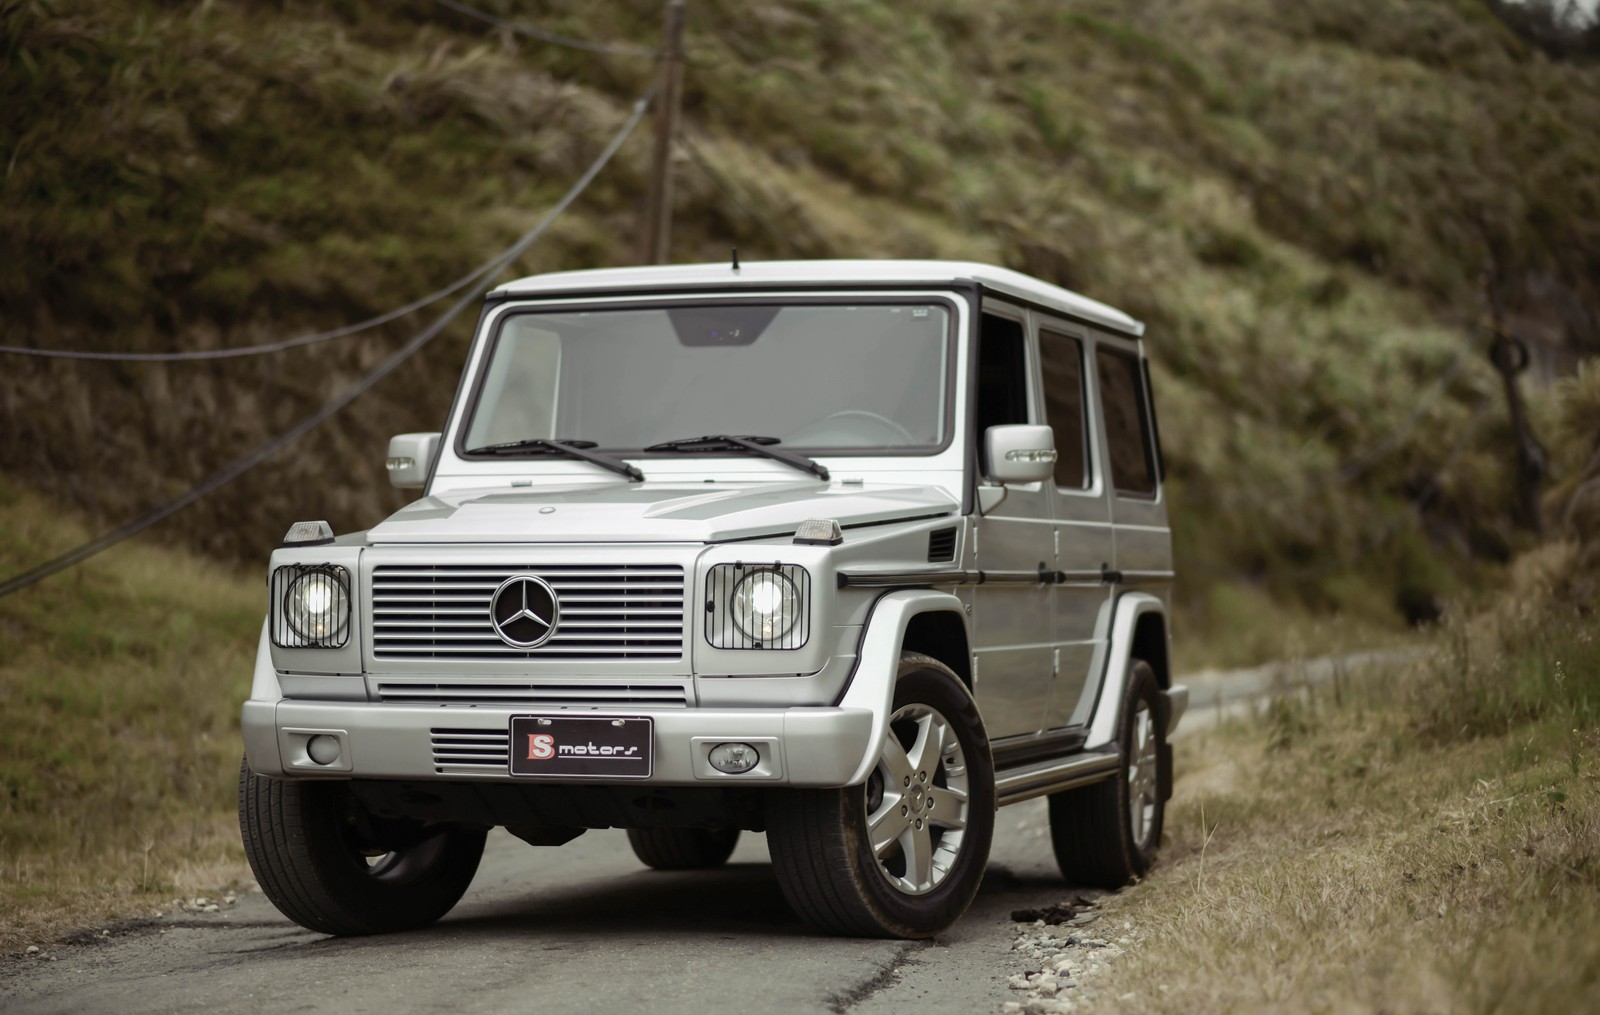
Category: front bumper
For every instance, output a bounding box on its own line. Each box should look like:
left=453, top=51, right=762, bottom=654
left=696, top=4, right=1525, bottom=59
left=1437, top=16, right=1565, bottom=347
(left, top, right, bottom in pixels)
left=241, top=699, right=874, bottom=788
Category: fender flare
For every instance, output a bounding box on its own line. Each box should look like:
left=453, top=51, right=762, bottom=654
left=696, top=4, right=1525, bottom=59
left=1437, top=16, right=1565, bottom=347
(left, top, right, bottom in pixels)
left=1084, top=592, right=1168, bottom=751
left=836, top=589, right=971, bottom=786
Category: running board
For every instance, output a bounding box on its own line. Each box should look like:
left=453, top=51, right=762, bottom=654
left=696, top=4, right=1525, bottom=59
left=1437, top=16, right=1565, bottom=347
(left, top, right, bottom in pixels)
left=994, top=750, right=1120, bottom=807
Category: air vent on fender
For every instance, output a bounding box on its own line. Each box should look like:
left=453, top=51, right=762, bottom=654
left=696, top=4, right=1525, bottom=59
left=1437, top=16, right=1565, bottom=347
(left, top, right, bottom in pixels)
left=927, top=527, right=958, bottom=563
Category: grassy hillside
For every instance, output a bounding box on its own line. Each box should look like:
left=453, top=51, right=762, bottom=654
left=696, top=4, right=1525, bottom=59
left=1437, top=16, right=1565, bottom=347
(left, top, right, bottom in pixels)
left=1085, top=547, right=1600, bottom=1012
left=0, top=478, right=259, bottom=949
left=2, top=0, right=1599, bottom=653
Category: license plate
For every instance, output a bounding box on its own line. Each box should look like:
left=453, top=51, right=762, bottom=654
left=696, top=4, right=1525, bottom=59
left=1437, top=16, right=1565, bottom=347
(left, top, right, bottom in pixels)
left=508, top=715, right=653, bottom=779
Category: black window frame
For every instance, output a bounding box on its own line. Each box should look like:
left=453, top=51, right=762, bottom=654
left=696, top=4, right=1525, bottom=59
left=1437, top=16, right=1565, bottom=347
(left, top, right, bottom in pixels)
left=973, top=309, right=1035, bottom=481
left=452, top=293, right=964, bottom=463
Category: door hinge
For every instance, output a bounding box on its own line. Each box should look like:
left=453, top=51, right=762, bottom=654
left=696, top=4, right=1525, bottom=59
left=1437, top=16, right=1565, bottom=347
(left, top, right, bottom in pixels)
left=1053, top=648, right=1060, bottom=676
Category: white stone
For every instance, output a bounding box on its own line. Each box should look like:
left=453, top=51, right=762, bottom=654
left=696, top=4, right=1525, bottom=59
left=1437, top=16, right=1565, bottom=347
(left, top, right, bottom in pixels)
left=26, top=945, right=40, bottom=955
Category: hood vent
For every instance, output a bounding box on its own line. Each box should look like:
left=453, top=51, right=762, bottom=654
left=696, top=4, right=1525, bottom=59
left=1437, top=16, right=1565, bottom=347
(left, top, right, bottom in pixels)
left=927, top=527, right=958, bottom=563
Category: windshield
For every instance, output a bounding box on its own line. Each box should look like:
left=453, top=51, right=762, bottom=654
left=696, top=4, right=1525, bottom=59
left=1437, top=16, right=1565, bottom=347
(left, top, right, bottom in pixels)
left=461, top=300, right=953, bottom=454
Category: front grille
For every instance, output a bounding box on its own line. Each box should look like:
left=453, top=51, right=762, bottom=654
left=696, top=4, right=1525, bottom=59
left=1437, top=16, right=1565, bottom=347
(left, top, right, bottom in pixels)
left=379, top=681, right=689, bottom=708
left=371, top=564, right=686, bottom=660
left=431, top=728, right=509, bottom=771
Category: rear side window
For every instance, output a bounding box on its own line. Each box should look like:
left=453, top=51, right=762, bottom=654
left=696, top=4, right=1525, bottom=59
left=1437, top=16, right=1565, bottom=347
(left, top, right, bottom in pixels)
left=1096, top=347, right=1156, bottom=497
left=1039, top=329, right=1089, bottom=490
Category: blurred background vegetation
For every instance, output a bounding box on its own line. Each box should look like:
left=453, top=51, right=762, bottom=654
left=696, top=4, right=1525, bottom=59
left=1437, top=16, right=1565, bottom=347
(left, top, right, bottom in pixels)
left=2, top=0, right=1600, bottom=949
left=2, top=0, right=1598, bottom=651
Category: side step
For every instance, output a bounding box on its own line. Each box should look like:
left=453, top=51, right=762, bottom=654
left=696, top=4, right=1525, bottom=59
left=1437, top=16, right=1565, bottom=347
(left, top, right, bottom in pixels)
left=994, top=750, right=1120, bottom=807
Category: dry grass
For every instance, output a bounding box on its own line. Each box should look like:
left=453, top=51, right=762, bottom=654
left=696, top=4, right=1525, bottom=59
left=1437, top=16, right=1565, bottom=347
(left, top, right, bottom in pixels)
left=1091, top=559, right=1600, bottom=1013
left=0, top=480, right=260, bottom=951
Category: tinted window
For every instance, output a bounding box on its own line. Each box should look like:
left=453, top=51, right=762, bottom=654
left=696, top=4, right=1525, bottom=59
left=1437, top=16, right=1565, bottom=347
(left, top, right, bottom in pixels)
left=1096, top=347, right=1156, bottom=496
left=1039, top=329, right=1089, bottom=489
left=976, top=314, right=1029, bottom=477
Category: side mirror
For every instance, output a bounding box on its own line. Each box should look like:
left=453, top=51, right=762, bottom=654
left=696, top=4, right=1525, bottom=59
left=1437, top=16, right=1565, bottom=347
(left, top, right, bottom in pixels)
left=386, top=432, right=440, bottom=489
left=985, top=424, right=1057, bottom=485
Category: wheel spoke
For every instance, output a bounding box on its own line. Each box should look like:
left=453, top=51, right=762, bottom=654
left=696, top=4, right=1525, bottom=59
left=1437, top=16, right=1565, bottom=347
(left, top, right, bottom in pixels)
left=867, top=797, right=911, bottom=857
left=906, top=712, right=948, bottom=776
left=879, top=731, right=916, bottom=788
left=902, top=820, right=934, bottom=889
left=925, top=785, right=967, bottom=830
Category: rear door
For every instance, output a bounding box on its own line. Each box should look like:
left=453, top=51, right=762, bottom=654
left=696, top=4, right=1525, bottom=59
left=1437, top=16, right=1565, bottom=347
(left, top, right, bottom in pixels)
left=1036, top=321, right=1115, bottom=730
left=1095, top=339, right=1172, bottom=632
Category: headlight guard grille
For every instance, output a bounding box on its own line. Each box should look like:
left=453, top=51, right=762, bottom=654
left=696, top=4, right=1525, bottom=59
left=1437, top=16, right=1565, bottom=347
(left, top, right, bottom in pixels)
left=705, top=563, right=811, bottom=650
left=271, top=564, right=352, bottom=649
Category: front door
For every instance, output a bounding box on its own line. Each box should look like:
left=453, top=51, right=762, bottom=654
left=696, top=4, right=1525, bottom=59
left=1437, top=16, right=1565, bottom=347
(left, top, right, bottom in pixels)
left=968, top=308, right=1053, bottom=738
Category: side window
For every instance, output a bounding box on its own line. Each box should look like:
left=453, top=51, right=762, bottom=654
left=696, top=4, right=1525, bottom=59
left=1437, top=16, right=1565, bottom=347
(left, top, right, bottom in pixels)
left=976, top=313, right=1029, bottom=477
left=1039, top=329, right=1089, bottom=490
left=1095, top=347, right=1157, bottom=497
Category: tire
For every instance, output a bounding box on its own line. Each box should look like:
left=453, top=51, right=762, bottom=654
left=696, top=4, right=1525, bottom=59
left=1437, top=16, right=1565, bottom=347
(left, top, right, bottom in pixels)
left=1048, top=659, right=1167, bottom=887
left=626, top=827, right=741, bottom=870
left=238, top=758, right=486, bottom=936
left=765, top=653, right=995, bottom=938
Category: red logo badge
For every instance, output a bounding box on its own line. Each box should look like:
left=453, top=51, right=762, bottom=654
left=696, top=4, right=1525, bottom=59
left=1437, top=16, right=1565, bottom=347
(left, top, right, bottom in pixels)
left=526, top=733, right=556, bottom=760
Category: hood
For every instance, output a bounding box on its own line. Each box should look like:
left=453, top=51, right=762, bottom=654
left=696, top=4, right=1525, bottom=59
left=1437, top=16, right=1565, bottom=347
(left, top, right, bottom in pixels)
left=365, top=480, right=959, bottom=544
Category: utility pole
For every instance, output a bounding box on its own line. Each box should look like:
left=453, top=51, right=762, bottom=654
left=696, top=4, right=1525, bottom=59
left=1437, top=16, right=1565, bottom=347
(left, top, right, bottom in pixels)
left=641, top=0, right=685, bottom=265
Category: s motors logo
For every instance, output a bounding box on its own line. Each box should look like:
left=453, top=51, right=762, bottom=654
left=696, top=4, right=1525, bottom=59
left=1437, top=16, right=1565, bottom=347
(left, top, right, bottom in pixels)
left=526, top=733, right=556, bottom=760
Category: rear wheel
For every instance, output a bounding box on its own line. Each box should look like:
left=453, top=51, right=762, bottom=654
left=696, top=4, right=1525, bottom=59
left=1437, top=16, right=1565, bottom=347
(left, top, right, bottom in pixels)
left=238, top=759, right=486, bottom=936
left=626, top=827, right=741, bottom=870
left=766, top=653, right=995, bottom=938
left=1048, top=659, right=1166, bottom=887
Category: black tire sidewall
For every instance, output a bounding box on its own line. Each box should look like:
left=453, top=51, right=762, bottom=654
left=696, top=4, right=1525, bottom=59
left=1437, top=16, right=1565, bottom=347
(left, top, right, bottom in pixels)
left=239, top=763, right=486, bottom=935
left=1119, top=661, right=1165, bottom=873
left=851, top=660, right=995, bottom=933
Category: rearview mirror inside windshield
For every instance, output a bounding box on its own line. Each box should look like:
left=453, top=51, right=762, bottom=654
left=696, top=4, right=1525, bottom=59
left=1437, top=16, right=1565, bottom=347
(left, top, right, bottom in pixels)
left=670, top=305, right=781, bottom=346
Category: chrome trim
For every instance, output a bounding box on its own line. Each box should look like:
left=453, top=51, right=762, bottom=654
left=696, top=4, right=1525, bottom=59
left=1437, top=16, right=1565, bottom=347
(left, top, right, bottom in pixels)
left=370, top=563, right=686, bottom=661
left=837, top=567, right=1090, bottom=589
left=994, top=751, right=1120, bottom=806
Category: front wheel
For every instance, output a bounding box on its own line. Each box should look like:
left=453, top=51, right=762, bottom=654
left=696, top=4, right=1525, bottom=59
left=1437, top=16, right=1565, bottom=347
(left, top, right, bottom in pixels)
left=1048, top=659, right=1167, bottom=887
left=238, top=759, right=486, bottom=936
left=765, top=653, right=995, bottom=938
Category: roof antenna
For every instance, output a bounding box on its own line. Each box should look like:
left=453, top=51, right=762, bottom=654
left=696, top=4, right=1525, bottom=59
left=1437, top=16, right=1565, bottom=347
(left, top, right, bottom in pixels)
left=730, top=247, right=740, bottom=273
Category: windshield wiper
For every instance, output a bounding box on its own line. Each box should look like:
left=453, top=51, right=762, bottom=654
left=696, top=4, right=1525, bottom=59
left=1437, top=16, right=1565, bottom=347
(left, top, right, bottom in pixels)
left=465, top=438, right=644, bottom=482
left=644, top=435, right=830, bottom=481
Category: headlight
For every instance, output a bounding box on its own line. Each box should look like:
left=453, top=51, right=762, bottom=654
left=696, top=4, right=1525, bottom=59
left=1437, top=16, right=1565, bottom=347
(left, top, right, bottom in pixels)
left=706, top=563, right=811, bottom=650
left=272, top=565, right=352, bottom=648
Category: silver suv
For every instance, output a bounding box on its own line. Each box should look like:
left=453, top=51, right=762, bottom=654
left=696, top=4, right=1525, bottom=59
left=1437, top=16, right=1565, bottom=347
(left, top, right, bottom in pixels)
left=239, top=259, right=1187, bottom=939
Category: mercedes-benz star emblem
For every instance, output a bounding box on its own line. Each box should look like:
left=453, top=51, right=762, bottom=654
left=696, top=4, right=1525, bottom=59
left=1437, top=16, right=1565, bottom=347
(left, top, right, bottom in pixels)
left=489, top=575, right=560, bottom=649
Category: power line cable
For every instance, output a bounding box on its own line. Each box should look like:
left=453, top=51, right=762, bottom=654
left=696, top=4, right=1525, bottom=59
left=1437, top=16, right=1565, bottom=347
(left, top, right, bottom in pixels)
left=434, top=0, right=659, bottom=58
left=0, top=89, right=653, bottom=600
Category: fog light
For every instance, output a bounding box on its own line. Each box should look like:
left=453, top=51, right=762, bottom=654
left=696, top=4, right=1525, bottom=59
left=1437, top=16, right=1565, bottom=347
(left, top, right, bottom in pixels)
left=306, top=735, right=342, bottom=766
left=708, top=742, right=760, bottom=774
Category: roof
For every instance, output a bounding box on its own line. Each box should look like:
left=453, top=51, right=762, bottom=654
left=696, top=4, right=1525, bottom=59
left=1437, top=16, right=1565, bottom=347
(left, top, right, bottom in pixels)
left=492, top=259, right=1145, bottom=337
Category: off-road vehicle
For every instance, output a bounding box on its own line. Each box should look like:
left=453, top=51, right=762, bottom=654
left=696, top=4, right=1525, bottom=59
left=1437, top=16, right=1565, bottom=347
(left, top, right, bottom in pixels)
left=239, top=259, right=1187, bottom=938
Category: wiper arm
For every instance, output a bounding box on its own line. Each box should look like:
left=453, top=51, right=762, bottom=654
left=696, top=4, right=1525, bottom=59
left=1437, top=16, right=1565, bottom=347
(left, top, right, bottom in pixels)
left=465, top=438, right=644, bottom=482
left=644, top=435, right=830, bottom=481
